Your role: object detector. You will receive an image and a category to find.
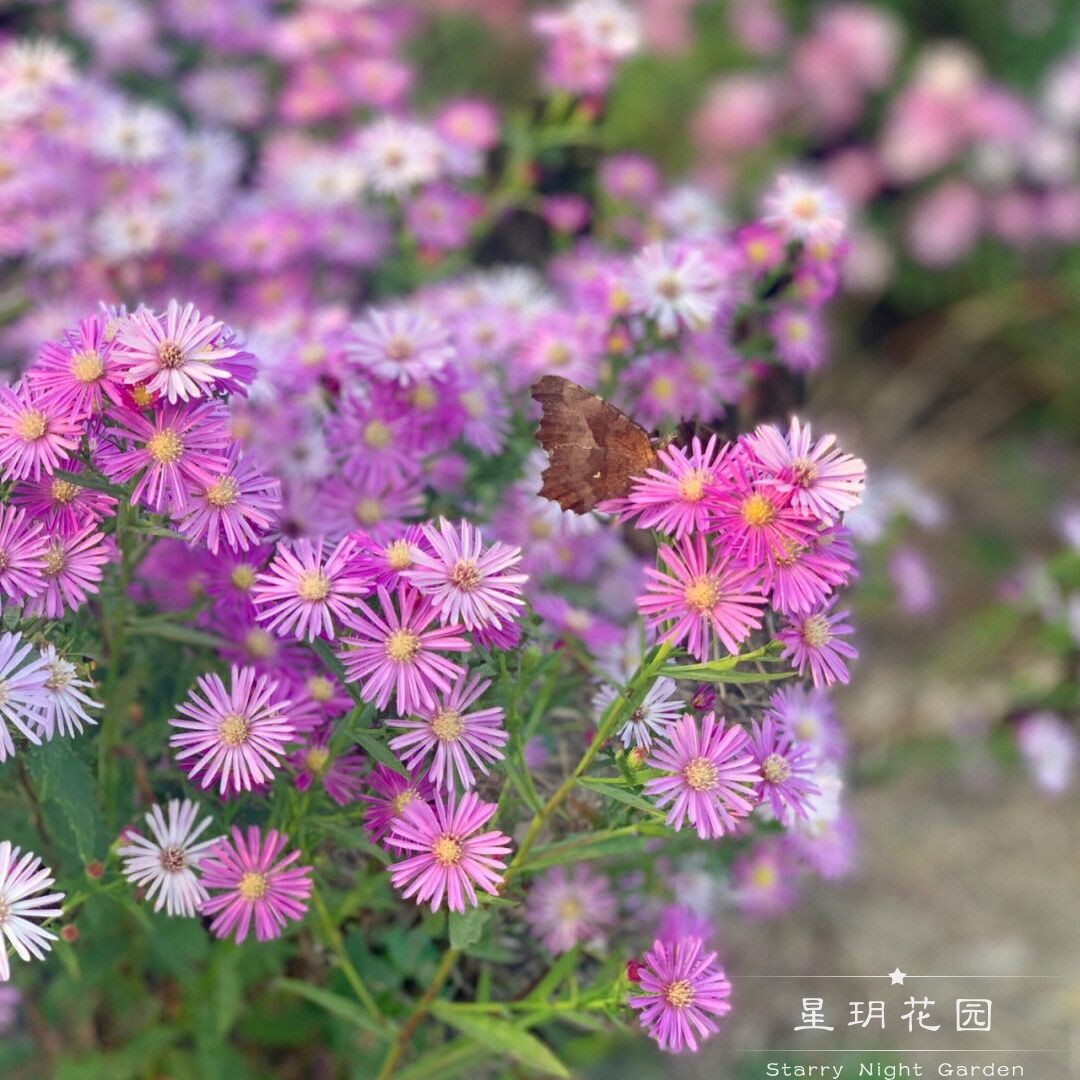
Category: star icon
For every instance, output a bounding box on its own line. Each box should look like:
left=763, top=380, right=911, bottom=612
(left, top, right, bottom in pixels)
left=888, top=968, right=907, bottom=986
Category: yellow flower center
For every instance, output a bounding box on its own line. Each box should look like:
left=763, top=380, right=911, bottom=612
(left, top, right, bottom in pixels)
left=432, top=834, right=463, bottom=867
left=44, top=540, right=65, bottom=576
left=784, top=318, right=810, bottom=344
left=683, top=576, right=720, bottom=615
left=218, top=713, right=250, bottom=747
left=147, top=429, right=184, bottom=464
left=664, top=979, right=696, bottom=1009
left=762, top=753, right=792, bottom=784
left=740, top=493, right=776, bottom=527
left=791, top=193, right=820, bottom=221
left=683, top=756, right=719, bottom=792
left=801, top=614, right=831, bottom=648
left=385, top=629, right=421, bottom=664
left=205, top=476, right=239, bottom=508
left=677, top=469, right=708, bottom=502
left=391, top=789, right=416, bottom=815
left=430, top=709, right=465, bottom=742
left=384, top=335, right=414, bottom=362
left=245, top=628, right=276, bottom=659
left=16, top=410, right=47, bottom=441
left=230, top=564, right=256, bottom=591
left=547, top=342, right=571, bottom=366
left=449, top=559, right=481, bottom=591
left=297, top=570, right=330, bottom=602
left=131, top=384, right=154, bottom=407
left=71, top=349, right=104, bottom=383
left=651, top=374, right=675, bottom=400
left=305, top=747, right=330, bottom=774
left=411, top=384, right=437, bottom=410
left=306, top=675, right=334, bottom=702
left=238, top=871, right=269, bottom=901
left=157, top=341, right=185, bottom=369
left=385, top=539, right=413, bottom=571
left=50, top=478, right=79, bottom=504
left=752, top=863, right=777, bottom=888
left=354, top=498, right=383, bottom=525
left=459, top=390, right=485, bottom=418
left=363, top=420, right=392, bottom=449
left=298, top=342, right=326, bottom=366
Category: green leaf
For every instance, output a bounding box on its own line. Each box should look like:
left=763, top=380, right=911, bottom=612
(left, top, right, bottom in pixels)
left=448, top=907, right=490, bottom=951
left=273, top=979, right=388, bottom=1040
left=660, top=662, right=794, bottom=684
left=310, top=638, right=363, bottom=703
left=430, top=1003, right=569, bottom=1078
left=125, top=619, right=227, bottom=650
left=395, top=1038, right=490, bottom=1080
left=575, top=777, right=661, bottom=816
left=351, top=728, right=408, bottom=777
left=520, top=826, right=669, bottom=873
left=25, top=740, right=105, bottom=863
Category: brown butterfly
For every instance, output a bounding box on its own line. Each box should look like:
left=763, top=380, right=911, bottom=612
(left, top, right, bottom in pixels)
left=530, top=374, right=659, bottom=514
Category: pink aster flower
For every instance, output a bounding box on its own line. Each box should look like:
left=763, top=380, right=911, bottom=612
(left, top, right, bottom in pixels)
left=169, top=666, right=295, bottom=796
left=406, top=518, right=527, bottom=632
left=777, top=599, right=858, bottom=687
left=532, top=593, right=625, bottom=654
left=361, top=763, right=437, bottom=848
left=0, top=632, right=49, bottom=763
left=602, top=435, right=728, bottom=538
left=22, top=523, right=110, bottom=619
left=644, top=712, right=760, bottom=839
left=337, top=585, right=470, bottom=716
left=28, top=315, right=124, bottom=418
left=762, top=173, right=847, bottom=245
left=766, top=685, right=845, bottom=762
left=0, top=380, right=80, bottom=481
left=629, top=936, right=732, bottom=1054
left=388, top=790, right=511, bottom=912
left=525, top=865, right=617, bottom=954
left=0, top=842, right=65, bottom=982
left=637, top=535, right=767, bottom=661
left=97, top=401, right=231, bottom=513
left=113, top=300, right=251, bottom=404
left=747, top=417, right=866, bottom=522
left=388, top=672, right=507, bottom=791
left=768, top=537, right=852, bottom=616
left=252, top=537, right=368, bottom=641
left=348, top=526, right=430, bottom=590
left=9, top=466, right=117, bottom=534
left=346, top=307, right=455, bottom=386
left=288, top=741, right=365, bottom=807
left=731, top=838, right=799, bottom=918
left=0, top=506, right=48, bottom=604
left=199, top=827, right=312, bottom=943
left=748, top=716, right=820, bottom=825
left=176, top=450, right=281, bottom=555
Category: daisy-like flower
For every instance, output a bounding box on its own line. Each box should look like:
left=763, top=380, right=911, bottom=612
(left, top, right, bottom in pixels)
left=0, top=380, right=80, bottom=481
left=731, top=838, right=799, bottom=918
left=347, top=306, right=456, bottom=388
left=0, top=632, right=49, bottom=762
left=388, top=673, right=507, bottom=790
left=777, top=599, right=858, bottom=687
left=199, top=827, right=312, bottom=943
left=636, top=535, right=767, bottom=662
left=748, top=717, right=820, bottom=825
left=22, top=523, right=109, bottom=620
left=349, top=526, right=429, bottom=590
left=361, top=763, right=437, bottom=848
left=113, top=300, right=250, bottom=404
left=602, top=435, right=728, bottom=538
left=169, top=666, right=295, bottom=796
left=176, top=450, right=281, bottom=555
left=629, top=935, right=732, bottom=1054
left=747, top=417, right=866, bottom=522
left=0, top=842, right=65, bottom=983
left=767, top=537, right=852, bottom=616
left=252, top=537, right=368, bottom=642
left=592, top=675, right=682, bottom=749
left=117, top=799, right=220, bottom=918
left=762, top=173, right=847, bottom=245
left=644, top=712, right=760, bottom=839
left=337, top=585, right=470, bottom=716
left=9, top=467, right=117, bottom=534
left=358, top=117, right=445, bottom=195
left=406, top=518, right=527, bottom=632
left=766, top=685, right=845, bottom=762
left=36, top=644, right=101, bottom=740
left=0, top=506, right=48, bottom=604
left=630, top=243, right=723, bottom=336
left=29, top=316, right=124, bottom=419
left=525, top=865, right=617, bottom=955
left=288, top=741, right=365, bottom=807
left=98, top=401, right=231, bottom=513
left=388, top=790, right=512, bottom=913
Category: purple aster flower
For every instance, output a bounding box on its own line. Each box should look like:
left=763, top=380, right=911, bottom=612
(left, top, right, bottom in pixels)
left=748, top=717, right=820, bottom=825
left=10, top=466, right=117, bottom=535
left=113, top=300, right=252, bottom=404
left=22, top=523, right=110, bottom=619
left=361, top=763, right=437, bottom=849
left=0, top=380, right=80, bottom=481
left=777, top=599, right=858, bottom=687
left=388, top=672, right=507, bottom=791
left=644, top=712, right=759, bottom=839
left=525, top=865, right=617, bottom=954
left=531, top=593, right=624, bottom=654
left=337, top=585, right=470, bottom=716
left=199, top=827, right=312, bottom=943
left=636, top=535, right=766, bottom=662
left=0, top=632, right=49, bottom=762
left=315, top=472, right=426, bottom=544
left=28, top=315, right=125, bottom=419
left=768, top=306, right=826, bottom=373
left=768, top=536, right=853, bottom=616
left=629, top=936, right=732, bottom=1053
left=766, top=685, right=845, bottom=762
left=288, top=740, right=365, bottom=807
left=731, top=839, right=799, bottom=918
left=654, top=905, right=714, bottom=947
left=252, top=537, right=368, bottom=642
left=406, top=518, right=527, bottom=632
left=169, top=666, right=295, bottom=797
left=326, top=387, right=423, bottom=489
left=348, top=526, right=430, bottom=590
left=388, top=790, right=511, bottom=913
left=0, top=506, right=48, bottom=604
left=201, top=544, right=271, bottom=621
left=346, top=307, right=455, bottom=386
left=0, top=842, right=65, bottom=983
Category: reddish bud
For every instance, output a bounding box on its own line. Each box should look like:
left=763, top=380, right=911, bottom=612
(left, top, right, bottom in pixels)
left=626, top=959, right=644, bottom=983
left=85, top=860, right=104, bottom=880
left=60, top=925, right=79, bottom=944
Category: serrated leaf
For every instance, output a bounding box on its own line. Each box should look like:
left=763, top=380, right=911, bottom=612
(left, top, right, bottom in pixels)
left=448, top=907, right=490, bottom=951
left=430, top=1003, right=569, bottom=1078
left=26, top=740, right=105, bottom=864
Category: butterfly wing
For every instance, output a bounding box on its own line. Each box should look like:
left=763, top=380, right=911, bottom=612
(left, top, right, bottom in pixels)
left=531, top=375, right=658, bottom=514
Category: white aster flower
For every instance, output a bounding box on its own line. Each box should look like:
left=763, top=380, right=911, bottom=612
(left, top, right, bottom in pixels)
left=0, top=633, right=49, bottom=763
left=37, top=645, right=102, bottom=741
left=0, top=841, right=65, bottom=983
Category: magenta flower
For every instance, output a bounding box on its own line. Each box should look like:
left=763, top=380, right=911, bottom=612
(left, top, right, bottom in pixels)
left=0, top=380, right=80, bottom=481
left=199, top=827, right=312, bottom=943
left=388, top=790, right=511, bottom=912
left=768, top=538, right=852, bottom=616
left=98, top=401, right=231, bottom=513
left=777, top=599, right=858, bottom=687
left=747, top=417, right=866, bottom=522
left=169, top=666, right=295, bottom=796
left=113, top=300, right=251, bottom=404
left=406, top=518, right=527, bottom=631
left=10, top=466, right=117, bottom=535
left=22, top=523, right=110, bottom=620
left=644, top=712, right=760, bottom=839
left=346, top=307, right=455, bottom=386
left=748, top=717, right=820, bottom=825
left=731, top=839, right=799, bottom=918
left=176, top=450, right=281, bottom=555
left=629, top=936, right=732, bottom=1054
left=636, top=535, right=766, bottom=661
left=349, top=526, right=430, bottom=590
left=252, top=537, right=368, bottom=641
left=0, top=506, right=48, bottom=604
left=361, top=763, right=437, bottom=848
left=337, top=585, right=470, bottom=716
left=388, top=673, right=507, bottom=790
left=603, top=435, right=728, bottom=538
left=29, top=316, right=124, bottom=419
left=288, top=741, right=365, bottom=807
left=525, top=865, right=617, bottom=954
